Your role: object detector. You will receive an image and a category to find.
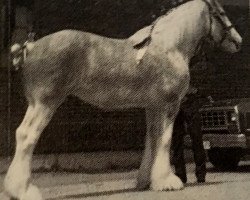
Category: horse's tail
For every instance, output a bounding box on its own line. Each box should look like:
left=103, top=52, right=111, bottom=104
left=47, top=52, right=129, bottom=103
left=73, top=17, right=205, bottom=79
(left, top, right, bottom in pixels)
left=11, top=41, right=35, bottom=70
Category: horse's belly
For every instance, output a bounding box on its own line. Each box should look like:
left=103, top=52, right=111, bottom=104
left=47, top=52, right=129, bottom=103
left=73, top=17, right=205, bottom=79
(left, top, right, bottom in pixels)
left=73, top=83, right=162, bottom=109
left=72, top=74, right=187, bottom=110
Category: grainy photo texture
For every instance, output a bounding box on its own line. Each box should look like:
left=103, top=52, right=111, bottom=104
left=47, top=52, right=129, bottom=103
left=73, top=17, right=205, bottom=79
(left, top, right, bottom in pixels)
left=0, top=0, right=249, bottom=200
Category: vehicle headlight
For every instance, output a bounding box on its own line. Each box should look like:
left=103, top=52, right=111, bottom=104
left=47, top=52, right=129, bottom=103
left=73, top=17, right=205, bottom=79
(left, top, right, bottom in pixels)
left=231, top=115, right=237, bottom=121
left=228, top=112, right=237, bottom=122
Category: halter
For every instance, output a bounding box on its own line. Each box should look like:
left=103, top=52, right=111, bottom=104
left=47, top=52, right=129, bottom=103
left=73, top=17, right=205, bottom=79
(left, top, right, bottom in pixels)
left=202, top=0, right=235, bottom=46
left=191, top=0, right=235, bottom=65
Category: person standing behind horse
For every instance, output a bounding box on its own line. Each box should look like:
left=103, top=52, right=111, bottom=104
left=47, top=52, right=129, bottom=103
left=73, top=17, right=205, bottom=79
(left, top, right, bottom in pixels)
left=172, top=86, right=206, bottom=183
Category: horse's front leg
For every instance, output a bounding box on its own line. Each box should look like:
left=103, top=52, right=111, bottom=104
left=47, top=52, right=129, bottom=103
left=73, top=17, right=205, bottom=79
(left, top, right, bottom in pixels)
left=150, top=110, right=184, bottom=191
left=4, top=102, right=57, bottom=200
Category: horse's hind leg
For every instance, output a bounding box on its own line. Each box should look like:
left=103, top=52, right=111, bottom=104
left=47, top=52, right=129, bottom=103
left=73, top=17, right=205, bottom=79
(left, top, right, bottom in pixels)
left=4, top=101, right=57, bottom=200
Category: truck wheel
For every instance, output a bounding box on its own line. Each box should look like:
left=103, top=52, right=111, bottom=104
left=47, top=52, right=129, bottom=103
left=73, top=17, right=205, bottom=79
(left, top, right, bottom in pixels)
left=208, top=148, right=242, bottom=171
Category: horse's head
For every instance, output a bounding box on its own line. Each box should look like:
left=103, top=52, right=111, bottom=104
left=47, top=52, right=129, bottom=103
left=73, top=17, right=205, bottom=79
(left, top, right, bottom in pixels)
left=203, top=0, right=242, bottom=53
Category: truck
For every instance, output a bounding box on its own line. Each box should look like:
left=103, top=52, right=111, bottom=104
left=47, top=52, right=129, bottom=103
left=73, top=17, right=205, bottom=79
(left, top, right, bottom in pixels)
left=185, top=98, right=250, bottom=170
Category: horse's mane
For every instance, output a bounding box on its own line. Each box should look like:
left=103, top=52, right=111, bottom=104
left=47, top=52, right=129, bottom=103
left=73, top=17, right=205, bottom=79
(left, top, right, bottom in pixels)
left=151, top=0, right=197, bottom=28
left=151, top=0, right=207, bottom=50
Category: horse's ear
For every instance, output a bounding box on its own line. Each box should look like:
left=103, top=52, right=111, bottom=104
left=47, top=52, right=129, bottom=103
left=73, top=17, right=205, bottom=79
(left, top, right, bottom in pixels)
left=129, top=25, right=152, bottom=48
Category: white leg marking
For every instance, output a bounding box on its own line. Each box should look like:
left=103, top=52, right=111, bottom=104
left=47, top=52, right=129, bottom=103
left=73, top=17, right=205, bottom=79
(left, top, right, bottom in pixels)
left=150, top=113, right=184, bottom=191
left=4, top=103, right=55, bottom=200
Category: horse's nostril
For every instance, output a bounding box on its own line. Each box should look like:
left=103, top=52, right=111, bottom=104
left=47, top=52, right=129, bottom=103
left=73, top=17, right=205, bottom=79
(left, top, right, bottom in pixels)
left=235, top=43, right=241, bottom=51
left=230, top=38, right=241, bottom=51
left=236, top=40, right=242, bottom=48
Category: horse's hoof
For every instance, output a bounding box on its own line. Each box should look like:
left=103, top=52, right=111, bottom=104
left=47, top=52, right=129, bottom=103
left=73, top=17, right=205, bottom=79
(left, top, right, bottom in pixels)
left=151, top=173, right=184, bottom=191
left=5, top=184, right=43, bottom=200
left=21, top=184, right=43, bottom=200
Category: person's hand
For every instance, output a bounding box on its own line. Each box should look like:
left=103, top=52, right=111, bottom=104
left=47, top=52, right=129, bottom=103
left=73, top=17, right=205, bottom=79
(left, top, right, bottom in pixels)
left=207, top=96, right=214, bottom=103
left=187, top=86, right=198, bottom=95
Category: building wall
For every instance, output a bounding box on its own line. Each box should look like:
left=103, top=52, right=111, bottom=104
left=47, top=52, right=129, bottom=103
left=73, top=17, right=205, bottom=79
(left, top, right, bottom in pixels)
left=0, top=2, right=9, bottom=156
left=32, top=0, right=174, bottom=38
left=0, top=68, right=9, bottom=156
left=11, top=6, right=33, bottom=43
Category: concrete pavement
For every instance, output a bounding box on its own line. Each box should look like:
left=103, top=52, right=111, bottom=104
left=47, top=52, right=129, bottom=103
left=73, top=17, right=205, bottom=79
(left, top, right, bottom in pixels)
left=0, top=161, right=249, bottom=200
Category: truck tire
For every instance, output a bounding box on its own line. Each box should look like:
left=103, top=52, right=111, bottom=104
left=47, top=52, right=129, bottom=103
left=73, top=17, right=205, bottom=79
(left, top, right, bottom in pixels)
left=208, top=148, right=242, bottom=171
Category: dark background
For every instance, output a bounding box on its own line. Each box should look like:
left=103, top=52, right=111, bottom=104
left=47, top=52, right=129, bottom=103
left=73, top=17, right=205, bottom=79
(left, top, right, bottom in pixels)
left=0, top=0, right=249, bottom=155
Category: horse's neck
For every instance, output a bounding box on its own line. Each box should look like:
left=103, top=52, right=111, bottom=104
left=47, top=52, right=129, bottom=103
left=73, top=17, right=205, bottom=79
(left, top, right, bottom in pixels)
left=151, top=1, right=208, bottom=61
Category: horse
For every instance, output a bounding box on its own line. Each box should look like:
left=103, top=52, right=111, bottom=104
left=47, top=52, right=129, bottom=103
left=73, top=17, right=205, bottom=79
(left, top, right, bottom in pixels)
left=4, top=0, right=242, bottom=199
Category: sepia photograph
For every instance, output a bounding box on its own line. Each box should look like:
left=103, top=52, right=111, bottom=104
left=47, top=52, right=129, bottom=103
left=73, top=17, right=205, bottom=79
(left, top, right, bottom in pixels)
left=0, top=0, right=249, bottom=199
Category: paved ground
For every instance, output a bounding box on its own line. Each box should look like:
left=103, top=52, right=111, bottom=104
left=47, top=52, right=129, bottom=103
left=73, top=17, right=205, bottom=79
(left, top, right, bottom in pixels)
left=0, top=161, right=249, bottom=200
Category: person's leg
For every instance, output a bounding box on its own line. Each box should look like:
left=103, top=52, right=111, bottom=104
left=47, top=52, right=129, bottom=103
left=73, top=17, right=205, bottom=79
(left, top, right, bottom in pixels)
left=188, top=112, right=206, bottom=182
left=172, top=110, right=187, bottom=183
left=137, top=110, right=155, bottom=190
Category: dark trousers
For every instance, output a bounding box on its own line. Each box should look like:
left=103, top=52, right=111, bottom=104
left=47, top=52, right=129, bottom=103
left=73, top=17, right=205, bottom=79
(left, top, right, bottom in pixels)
left=172, top=109, right=206, bottom=183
